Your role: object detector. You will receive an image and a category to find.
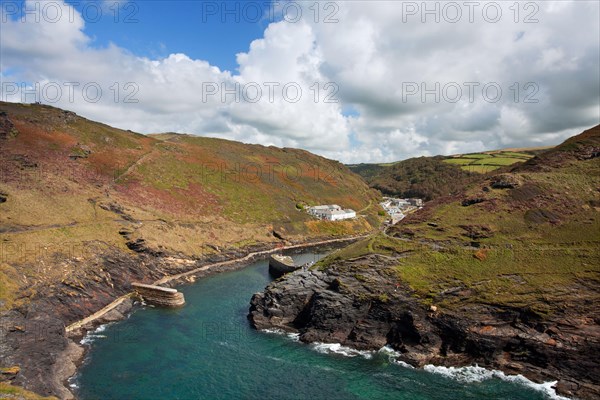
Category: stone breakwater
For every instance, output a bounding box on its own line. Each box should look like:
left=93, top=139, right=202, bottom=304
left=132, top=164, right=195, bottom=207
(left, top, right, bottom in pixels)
left=131, top=283, right=185, bottom=307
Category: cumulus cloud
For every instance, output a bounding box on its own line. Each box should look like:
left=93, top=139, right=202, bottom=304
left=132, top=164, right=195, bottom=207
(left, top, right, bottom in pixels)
left=1, top=0, right=598, bottom=163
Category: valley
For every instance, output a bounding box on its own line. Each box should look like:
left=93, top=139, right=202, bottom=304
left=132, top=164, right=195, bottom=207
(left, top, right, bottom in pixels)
left=1, top=102, right=598, bottom=400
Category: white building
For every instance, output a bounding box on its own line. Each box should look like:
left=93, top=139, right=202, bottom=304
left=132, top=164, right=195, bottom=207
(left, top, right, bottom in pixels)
left=308, top=204, right=340, bottom=216
left=324, top=209, right=356, bottom=221
left=408, top=198, right=424, bottom=207
left=380, top=196, right=423, bottom=224
left=308, top=205, right=356, bottom=221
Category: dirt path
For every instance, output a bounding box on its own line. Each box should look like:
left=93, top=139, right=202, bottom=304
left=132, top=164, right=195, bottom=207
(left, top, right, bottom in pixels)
left=109, top=146, right=158, bottom=186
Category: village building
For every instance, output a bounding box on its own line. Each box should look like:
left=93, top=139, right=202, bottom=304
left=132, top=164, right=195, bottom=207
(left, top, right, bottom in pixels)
left=307, top=205, right=356, bottom=221
left=380, top=196, right=424, bottom=224
left=408, top=198, right=424, bottom=207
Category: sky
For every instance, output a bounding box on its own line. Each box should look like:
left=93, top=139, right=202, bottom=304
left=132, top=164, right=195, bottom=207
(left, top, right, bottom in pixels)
left=1, top=0, right=599, bottom=163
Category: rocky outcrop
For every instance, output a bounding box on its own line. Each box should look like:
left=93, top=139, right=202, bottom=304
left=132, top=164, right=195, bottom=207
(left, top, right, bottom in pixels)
left=0, top=111, right=18, bottom=139
left=248, top=254, right=600, bottom=400
left=490, top=174, right=522, bottom=189
left=0, top=307, right=83, bottom=399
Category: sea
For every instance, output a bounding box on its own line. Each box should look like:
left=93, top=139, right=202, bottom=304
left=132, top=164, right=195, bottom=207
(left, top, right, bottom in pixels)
left=72, top=251, right=567, bottom=400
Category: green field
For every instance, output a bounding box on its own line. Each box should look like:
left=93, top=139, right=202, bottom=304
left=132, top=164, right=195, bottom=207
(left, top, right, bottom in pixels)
left=460, top=165, right=498, bottom=173
left=444, top=158, right=475, bottom=165
left=460, top=153, right=489, bottom=159
left=443, top=151, right=534, bottom=173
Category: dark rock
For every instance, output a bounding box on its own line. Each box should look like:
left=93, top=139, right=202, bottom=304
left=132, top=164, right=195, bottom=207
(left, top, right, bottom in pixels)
left=0, top=112, right=19, bottom=139
left=524, top=208, right=561, bottom=224
left=126, top=238, right=164, bottom=257
left=490, top=174, right=521, bottom=189
left=0, top=308, right=80, bottom=399
left=10, top=154, right=38, bottom=169
left=99, top=201, right=136, bottom=222
left=461, top=197, right=485, bottom=207
left=459, top=224, right=494, bottom=239
left=510, top=184, right=542, bottom=202
left=272, top=230, right=286, bottom=241
left=69, top=143, right=92, bottom=159
left=249, top=256, right=600, bottom=400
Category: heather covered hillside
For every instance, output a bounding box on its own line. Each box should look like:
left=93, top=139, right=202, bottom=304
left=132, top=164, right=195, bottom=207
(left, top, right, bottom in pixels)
left=0, top=102, right=379, bottom=311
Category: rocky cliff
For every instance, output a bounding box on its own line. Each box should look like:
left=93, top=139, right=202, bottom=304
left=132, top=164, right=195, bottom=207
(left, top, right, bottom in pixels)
left=249, top=252, right=600, bottom=399
left=250, top=125, right=600, bottom=400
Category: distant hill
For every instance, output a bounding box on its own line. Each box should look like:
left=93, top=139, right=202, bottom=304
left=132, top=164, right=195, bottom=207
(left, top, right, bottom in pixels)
left=349, top=156, right=481, bottom=201
left=348, top=148, right=545, bottom=201
left=516, top=125, right=600, bottom=171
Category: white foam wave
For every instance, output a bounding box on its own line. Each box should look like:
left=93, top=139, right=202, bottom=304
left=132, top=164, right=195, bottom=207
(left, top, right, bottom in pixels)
left=79, top=323, right=112, bottom=345
left=424, top=364, right=570, bottom=400
left=260, top=332, right=409, bottom=363
left=259, top=331, right=564, bottom=399
left=392, top=359, right=415, bottom=369
left=79, top=334, right=106, bottom=345
left=374, top=346, right=415, bottom=368
left=310, top=342, right=374, bottom=359
left=260, top=328, right=301, bottom=342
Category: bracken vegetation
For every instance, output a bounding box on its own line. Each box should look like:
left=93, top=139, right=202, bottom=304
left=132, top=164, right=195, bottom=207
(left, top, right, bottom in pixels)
left=0, top=102, right=380, bottom=310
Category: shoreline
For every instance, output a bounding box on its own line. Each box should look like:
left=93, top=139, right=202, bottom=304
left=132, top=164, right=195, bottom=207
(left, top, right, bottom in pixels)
left=66, top=234, right=364, bottom=334
left=62, top=235, right=366, bottom=399
left=260, top=329, right=570, bottom=400
left=68, top=243, right=572, bottom=400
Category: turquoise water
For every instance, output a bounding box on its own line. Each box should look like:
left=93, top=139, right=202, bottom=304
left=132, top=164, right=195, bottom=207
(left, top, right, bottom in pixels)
left=75, top=252, right=560, bottom=400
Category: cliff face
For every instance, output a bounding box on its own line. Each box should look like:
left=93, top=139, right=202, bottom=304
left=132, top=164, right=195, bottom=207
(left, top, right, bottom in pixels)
left=250, top=125, right=600, bottom=400
left=249, top=253, right=600, bottom=399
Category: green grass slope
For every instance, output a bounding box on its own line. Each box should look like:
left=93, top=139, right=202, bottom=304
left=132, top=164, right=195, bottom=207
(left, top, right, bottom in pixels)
left=326, top=125, right=600, bottom=315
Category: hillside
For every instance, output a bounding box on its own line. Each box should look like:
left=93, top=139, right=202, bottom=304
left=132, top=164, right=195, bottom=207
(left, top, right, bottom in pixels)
left=0, top=102, right=379, bottom=398
left=349, top=156, right=482, bottom=201
left=250, top=125, right=600, bottom=399
left=0, top=102, right=380, bottom=310
left=348, top=149, right=544, bottom=201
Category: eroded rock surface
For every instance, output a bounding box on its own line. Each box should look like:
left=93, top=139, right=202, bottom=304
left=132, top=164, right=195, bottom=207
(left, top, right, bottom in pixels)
left=249, top=254, right=600, bottom=400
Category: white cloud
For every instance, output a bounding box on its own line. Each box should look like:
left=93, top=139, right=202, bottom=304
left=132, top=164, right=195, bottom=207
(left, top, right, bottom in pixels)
left=1, top=0, right=598, bottom=163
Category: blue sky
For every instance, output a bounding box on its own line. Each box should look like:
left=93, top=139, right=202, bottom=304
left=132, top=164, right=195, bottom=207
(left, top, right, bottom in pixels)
left=6, top=0, right=273, bottom=72
left=1, top=1, right=599, bottom=163
left=81, top=1, right=273, bottom=72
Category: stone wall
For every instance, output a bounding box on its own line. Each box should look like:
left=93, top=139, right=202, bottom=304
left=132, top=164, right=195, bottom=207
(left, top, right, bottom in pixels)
left=131, top=283, right=185, bottom=307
